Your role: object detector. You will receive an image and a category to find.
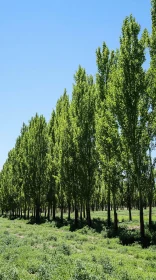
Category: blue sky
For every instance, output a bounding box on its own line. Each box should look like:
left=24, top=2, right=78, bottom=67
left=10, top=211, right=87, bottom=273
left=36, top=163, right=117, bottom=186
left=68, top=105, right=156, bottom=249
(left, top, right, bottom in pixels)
left=0, top=0, right=151, bottom=169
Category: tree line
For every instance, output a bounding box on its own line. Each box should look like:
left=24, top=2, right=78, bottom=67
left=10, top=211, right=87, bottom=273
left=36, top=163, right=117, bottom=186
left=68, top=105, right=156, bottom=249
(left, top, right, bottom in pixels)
left=0, top=1, right=156, bottom=240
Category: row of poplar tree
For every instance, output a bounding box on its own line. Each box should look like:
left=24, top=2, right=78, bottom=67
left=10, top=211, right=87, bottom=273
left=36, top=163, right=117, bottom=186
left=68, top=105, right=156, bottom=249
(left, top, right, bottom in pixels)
left=1, top=1, right=156, bottom=239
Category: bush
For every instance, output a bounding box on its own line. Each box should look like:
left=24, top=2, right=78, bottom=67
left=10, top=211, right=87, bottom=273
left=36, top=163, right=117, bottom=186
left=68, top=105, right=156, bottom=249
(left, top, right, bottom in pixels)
left=0, top=267, right=19, bottom=280
left=151, top=231, right=156, bottom=245
left=101, top=258, right=114, bottom=275
left=149, top=221, right=156, bottom=231
left=59, top=243, right=71, bottom=255
left=72, top=261, right=100, bottom=280
left=65, top=233, right=76, bottom=240
left=141, top=229, right=151, bottom=248
left=37, top=264, right=51, bottom=280
left=118, top=270, right=132, bottom=280
left=78, top=226, right=90, bottom=235
left=46, top=234, right=57, bottom=241
left=119, top=229, right=140, bottom=245
left=106, top=227, right=118, bottom=238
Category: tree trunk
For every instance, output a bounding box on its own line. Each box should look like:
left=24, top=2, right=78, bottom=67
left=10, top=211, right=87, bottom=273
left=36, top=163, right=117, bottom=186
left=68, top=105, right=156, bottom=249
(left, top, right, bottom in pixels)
left=60, top=204, right=63, bottom=223
left=33, top=207, right=36, bottom=218
left=80, top=203, right=82, bottom=221
left=92, top=204, right=94, bottom=211
left=113, top=194, right=118, bottom=231
left=101, top=200, right=104, bottom=211
left=36, top=204, right=40, bottom=224
left=24, top=201, right=26, bottom=219
left=140, top=197, right=144, bottom=239
left=53, top=202, right=56, bottom=220
left=68, top=202, right=71, bottom=221
left=149, top=201, right=152, bottom=227
left=20, top=208, right=23, bottom=219
left=83, top=205, right=86, bottom=219
left=107, top=186, right=111, bottom=227
left=149, top=146, right=154, bottom=228
left=128, top=193, right=132, bottom=221
left=48, top=204, right=50, bottom=221
left=44, top=206, right=47, bottom=218
left=86, top=202, right=91, bottom=227
left=138, top=173, right=144, bottom=239
left=128, top=205, right=132, bottom=221
left=127, top=181, right=132, bottom=221
left=27, top=207, right=30, bottom=219
left=75, top=203, right=78, bottom=227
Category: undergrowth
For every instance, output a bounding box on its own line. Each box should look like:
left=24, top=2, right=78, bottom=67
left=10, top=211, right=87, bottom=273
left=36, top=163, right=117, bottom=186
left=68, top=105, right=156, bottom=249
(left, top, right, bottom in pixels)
left=0, top=209, right=156, bottom=279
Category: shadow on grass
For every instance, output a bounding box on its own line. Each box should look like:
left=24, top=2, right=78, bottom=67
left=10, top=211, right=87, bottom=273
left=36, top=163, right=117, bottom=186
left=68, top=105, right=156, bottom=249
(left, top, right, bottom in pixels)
left=26, top=216, right=113, bottom=232
left=2, top=213, right=156, bottom=248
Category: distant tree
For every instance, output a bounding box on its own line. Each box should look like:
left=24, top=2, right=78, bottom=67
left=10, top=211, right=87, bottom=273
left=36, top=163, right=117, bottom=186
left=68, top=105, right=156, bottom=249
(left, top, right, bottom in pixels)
left=47, top=110, right=57, bottom=220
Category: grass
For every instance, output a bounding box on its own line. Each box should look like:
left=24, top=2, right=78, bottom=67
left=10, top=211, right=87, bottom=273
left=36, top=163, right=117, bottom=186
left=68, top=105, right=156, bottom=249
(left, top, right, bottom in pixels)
left=0, top=209, right=156, bottom=279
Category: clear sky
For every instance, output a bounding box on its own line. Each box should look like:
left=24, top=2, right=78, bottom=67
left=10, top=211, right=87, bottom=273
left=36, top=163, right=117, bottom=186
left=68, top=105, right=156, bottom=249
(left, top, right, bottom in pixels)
left=0, top=0, right=151, bottom=170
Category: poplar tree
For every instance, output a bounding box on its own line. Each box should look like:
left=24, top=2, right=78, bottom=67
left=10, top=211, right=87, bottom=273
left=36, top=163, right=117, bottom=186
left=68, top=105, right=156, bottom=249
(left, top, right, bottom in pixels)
left=47, top=110, right=57, bottom=220
left=113, top=15, right=147, bottom=238
left=53, top=90, right=72, bottom=221
left=27, top=114, right=48, bottom=223
left=96, top=43, right=119, bottom=227
left=71, top=66, right=96, bottom=226
left=146, top=0, right=156, bottom=225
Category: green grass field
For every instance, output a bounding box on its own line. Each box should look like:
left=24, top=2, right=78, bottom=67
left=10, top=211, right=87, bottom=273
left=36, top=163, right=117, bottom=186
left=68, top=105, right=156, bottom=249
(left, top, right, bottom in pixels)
left=0, top=209, right=156, bottom=279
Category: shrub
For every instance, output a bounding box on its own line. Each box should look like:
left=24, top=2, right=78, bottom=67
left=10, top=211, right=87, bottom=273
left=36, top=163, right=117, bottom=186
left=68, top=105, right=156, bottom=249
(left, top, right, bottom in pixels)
left=37, top=264, right=51, bottom=280
left=65, top=233, right=75, bottom=240
left=119, top=229, right=140, bottom=245
left=99, top=257, right=114, bottom=275
left=106, top=226, right=118, bottom=238
left=118, top=270, right=132, bottom=280
left=141, top=229, right=151, bottom=248
left=46, top=235, right=57, bottom=241
left=78, top=226, right=90, bottom=235
left=0, top=267, right=19, bottom=280
left=72, top=261, right=101, bottom=280
left=151, top=232, right=156, bottom=245
left=59, top=243, right=71, bottom=255
left=3, top=230, right=9, bottom=235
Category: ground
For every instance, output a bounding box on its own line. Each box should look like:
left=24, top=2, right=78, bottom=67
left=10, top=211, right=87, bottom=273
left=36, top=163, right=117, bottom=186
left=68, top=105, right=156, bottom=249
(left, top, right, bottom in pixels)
left=0, top=209, right=156, bottom=279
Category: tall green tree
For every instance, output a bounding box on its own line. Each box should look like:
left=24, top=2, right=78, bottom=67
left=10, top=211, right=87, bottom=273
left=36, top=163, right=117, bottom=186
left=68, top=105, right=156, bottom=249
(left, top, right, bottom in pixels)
left=53, top=90, right=73, bottom=221
left=113, top=15, right=148, bottom=238
left=145, top=0, right=156, bottom=225
left=27, top=114, right=48, bottom=223
left=96, top=43, right=120, bottom=227
left=47, top=110, right=57, bottom=220
left=71, top=66, right=96, bottom=226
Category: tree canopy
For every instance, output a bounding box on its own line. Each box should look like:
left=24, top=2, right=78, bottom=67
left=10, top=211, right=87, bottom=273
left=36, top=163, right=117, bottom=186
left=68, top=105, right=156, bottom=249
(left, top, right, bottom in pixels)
left=0, top=1, right=156, bottom=239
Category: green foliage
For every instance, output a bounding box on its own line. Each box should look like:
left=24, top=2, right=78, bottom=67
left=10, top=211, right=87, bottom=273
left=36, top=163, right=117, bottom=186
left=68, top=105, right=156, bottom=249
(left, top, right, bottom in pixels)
left=119, top=229, right=140, bottom=245
left=0, top=0, right=156, bottom=254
